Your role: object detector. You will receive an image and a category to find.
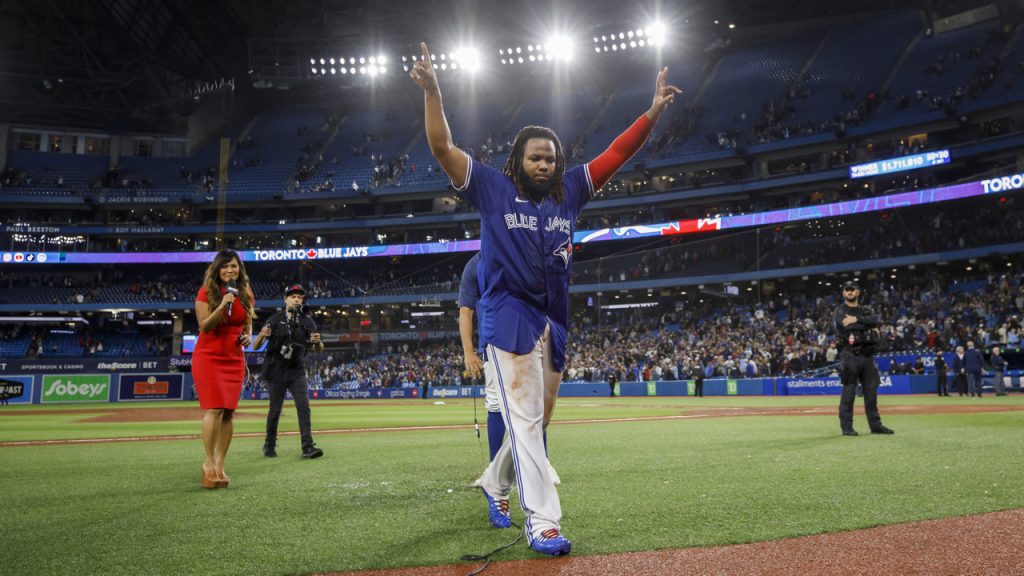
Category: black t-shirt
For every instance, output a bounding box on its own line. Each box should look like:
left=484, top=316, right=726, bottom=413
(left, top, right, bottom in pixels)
left=260, top=311, right=318, bottom=381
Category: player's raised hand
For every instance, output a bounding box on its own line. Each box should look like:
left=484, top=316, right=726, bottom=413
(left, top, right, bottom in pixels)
left=649, top=66, right=683, bottom=118
left=410, top=42, right=439, bottom=94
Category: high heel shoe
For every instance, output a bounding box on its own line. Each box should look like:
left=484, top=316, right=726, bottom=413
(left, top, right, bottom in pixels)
left=201, top=468, right=219, bottom=490
left=216, top=470, right=230, bottom=488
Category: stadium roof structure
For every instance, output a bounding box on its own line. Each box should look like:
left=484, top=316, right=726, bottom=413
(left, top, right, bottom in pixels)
left=0, top=0, right=981, bottom=132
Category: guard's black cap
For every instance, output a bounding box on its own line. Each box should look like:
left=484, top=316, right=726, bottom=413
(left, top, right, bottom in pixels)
left=841, top=280, right=860, bottom=290
left=285, top=284, right=306, bottom=296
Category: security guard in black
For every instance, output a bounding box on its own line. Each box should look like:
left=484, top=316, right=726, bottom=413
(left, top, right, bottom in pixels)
left=833, top=281, right=893, bottom=436
left=252, top=284, right=324, bottom=458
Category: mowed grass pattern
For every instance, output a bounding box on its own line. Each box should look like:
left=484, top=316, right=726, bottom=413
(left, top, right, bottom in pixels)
left=0, top=396, right=1022, bottom=575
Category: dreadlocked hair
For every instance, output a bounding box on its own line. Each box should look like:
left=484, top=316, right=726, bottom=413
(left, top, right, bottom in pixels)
left=503, top=125, right=565, bottom=203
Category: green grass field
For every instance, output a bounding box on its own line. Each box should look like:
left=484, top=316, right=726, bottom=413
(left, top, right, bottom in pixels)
left=1, top=395, right=1022, bottom=575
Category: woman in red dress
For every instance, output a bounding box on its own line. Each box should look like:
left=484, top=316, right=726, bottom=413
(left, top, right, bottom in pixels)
left=192, top=249, right=255, bottom=489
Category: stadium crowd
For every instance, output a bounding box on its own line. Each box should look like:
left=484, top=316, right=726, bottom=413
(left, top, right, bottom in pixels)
left=232, top=267, right=1023, bottom=391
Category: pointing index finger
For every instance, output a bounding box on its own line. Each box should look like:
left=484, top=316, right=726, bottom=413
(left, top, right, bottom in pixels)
left=420, top=42, right=431, bottom=64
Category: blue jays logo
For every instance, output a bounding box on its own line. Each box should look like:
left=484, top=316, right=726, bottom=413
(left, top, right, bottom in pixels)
left=554, top=237, right=573, bottom=267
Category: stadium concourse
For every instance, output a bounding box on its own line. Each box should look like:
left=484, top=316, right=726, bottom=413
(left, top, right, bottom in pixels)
left=1, top=0, right=1024, bottom=573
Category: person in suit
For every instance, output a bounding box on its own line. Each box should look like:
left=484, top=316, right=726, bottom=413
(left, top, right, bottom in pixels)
left=691, top=357, right=705, bottom=397
left=964, top=340, right=985, bottom=397
left=934, top=351, right=949, bottom=396
left=951, top=346, right=967, bottom=396
left=990, top=346, right=1007, bottom=396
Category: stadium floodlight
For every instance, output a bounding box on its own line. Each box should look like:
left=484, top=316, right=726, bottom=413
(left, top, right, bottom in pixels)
left=402, top=55, right=407, bottom=62
left=319, top=58, right=325, bottom=64
left=310, top=58, right=316, bottom=65
left=359, top=66, right=366, bottom=74
left=311, top=67, right=317, bottom=74
left=329, top=57, right=335, bottom=65
left=454, top=47, right=482, bottom=73
left=369, top=56, right=376, bottom=64
left=330, top=67, right=336, bottom=74
left=320, top=67, right=326, bottom=74
left=341, top=67, right=348, bottom=74
left=368, top=66, right=378, bottom=76
left=646, top=21, right=667, bottom=45
left=378, top=55, right=386, bottom=64
left=545, top=34, right=574, bottom=61
left=594, top=46, right=601, bottom=53
left=359, top=56, right=366, bottom=64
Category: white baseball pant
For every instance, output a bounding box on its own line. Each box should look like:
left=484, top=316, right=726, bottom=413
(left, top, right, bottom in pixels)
left=480, top=324, right=563, bottom=539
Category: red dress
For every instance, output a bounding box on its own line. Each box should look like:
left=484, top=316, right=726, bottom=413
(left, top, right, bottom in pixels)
left=192, top=285, right=248, bottom=409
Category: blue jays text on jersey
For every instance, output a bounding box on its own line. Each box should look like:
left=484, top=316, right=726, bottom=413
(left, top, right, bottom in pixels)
left=453, top=156, right=594, bottom=372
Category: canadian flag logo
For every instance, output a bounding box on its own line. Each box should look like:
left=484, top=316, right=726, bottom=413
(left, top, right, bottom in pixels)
left=306, top=249, right=317, bottom=258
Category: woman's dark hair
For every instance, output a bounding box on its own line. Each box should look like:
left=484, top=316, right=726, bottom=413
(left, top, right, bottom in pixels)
left=502, top=125, right=565, bottom=203
left=201, top=249, right=256, bottom=322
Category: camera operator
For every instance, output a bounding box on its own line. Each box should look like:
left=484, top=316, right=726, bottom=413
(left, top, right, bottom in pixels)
left=834, top=281, right=894, bottom=436
left=252, top=284, right=324, bottom=459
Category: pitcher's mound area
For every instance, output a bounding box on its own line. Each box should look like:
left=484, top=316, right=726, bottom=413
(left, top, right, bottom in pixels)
left=329, top=509, right=1023, bottom=576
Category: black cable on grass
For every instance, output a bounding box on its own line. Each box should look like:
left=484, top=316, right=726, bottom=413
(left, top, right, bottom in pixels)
left=460, top=521, right=524, bottom=576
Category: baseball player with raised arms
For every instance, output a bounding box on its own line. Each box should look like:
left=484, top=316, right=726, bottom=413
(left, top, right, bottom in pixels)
left=412, top=41, right=681, bottom=556
left=458, top=253, right=560, bottom=484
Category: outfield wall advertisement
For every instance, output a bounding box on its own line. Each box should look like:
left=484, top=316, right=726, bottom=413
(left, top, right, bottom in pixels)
left=0, top=376, right=35, bottom=404
left=118, top=374, right=184, bottom=401
left=0, top=358, right=168, bottom=373
left=246, top=387, right=423, bottom=400
left=41, top=374, right=111, bottom=403
left=780, top=375, right=912, bottom=395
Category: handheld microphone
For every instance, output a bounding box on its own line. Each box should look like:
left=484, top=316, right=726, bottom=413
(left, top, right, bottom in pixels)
left=226, top=279, right=239, bottom=318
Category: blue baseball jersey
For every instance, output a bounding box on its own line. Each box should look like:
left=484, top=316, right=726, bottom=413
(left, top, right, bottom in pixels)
left=457, top=252, right=485, bottom=351
left=453, top=156, right=594, bottom=371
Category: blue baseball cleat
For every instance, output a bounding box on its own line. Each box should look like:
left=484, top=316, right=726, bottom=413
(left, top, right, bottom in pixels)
left=480, top=487, right=511, bottom=528
left=528, top=528, right=572, bottom=556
